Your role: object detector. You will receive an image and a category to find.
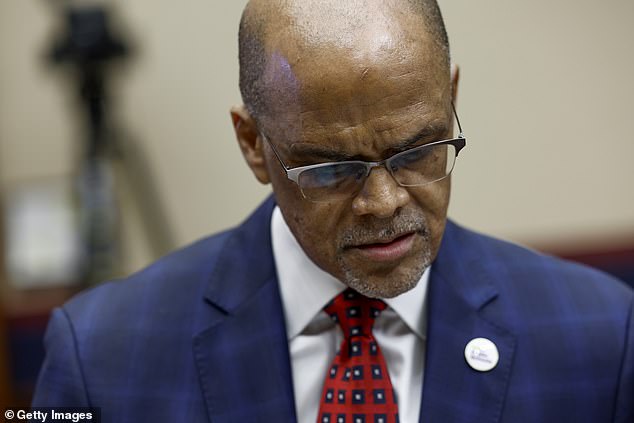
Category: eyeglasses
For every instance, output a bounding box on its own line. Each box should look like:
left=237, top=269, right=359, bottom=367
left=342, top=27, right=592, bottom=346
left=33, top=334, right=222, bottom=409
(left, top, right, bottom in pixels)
left=262, top=104, right=466, bottom=202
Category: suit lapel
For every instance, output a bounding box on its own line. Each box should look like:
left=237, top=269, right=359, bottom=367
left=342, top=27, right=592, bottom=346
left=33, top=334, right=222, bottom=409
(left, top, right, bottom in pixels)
left=420, top=222, right=516, bottom=423
left=193, top=197, right=297, bottom=422
left=191, top=203, right=516, bottom=422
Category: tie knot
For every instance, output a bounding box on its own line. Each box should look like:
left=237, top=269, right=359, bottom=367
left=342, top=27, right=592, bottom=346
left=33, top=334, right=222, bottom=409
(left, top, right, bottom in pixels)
left=324, top=288, right=387, bottom=338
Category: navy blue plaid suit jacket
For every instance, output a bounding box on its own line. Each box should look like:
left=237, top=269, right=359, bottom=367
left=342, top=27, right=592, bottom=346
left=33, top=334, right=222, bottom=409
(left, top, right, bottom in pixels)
left=33, top=197, right=633, bottom=422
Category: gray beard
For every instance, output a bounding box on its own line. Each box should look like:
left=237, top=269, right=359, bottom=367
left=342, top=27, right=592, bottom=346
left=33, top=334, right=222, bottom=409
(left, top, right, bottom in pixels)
left=335, top=208, right=432, bottom=298
left=337, top=233, right=432, bottom=299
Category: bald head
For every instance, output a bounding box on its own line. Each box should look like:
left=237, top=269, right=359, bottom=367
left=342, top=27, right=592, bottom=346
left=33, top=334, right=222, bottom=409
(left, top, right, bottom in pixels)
left=238, top=0, right=450, bottom=125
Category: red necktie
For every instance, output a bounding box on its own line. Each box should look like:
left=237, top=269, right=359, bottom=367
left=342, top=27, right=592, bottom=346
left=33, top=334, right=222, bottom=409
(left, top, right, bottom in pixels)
left=317, top=288, right=399, bottom=423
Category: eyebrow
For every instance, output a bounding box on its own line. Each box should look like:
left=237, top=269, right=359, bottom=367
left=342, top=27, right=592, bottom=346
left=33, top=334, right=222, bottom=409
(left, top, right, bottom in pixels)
left=389, top=124, right=449, bottom=152
left=288, top=124, right=449, bottom=162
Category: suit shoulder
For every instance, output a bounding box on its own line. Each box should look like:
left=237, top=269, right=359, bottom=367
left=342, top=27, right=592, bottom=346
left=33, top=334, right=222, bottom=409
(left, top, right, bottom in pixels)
left=62, top=229, right=233, bottom=323
left=446, top=222, right=633, bottom=310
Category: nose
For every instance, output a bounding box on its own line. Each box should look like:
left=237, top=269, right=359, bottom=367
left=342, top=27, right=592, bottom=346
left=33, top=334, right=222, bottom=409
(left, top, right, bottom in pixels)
left=351, top=167, right=410, bottom=218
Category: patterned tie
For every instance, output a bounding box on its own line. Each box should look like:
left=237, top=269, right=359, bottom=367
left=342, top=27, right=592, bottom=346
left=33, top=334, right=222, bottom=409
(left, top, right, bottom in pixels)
left=317, top=288, right=399, bottom=423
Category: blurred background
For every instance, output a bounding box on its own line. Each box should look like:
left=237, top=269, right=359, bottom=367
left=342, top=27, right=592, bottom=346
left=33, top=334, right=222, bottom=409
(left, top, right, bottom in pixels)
left=1, top=0, right=632, bottom=406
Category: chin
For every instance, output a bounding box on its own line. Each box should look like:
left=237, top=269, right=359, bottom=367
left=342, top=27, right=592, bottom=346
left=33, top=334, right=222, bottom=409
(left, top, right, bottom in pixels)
left=339, top=257, right=430, bottom=299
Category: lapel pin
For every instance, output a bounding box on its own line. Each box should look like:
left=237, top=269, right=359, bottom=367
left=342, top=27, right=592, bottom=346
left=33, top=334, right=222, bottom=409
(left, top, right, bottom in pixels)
left=464, top=337, right=499, bottom=372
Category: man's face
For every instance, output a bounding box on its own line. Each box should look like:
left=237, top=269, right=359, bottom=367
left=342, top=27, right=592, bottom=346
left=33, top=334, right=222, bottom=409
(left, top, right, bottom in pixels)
left=249, top=14, right=454, bottom=298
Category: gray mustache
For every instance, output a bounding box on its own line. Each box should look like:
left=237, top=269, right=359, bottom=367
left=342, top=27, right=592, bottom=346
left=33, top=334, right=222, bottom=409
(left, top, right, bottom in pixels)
left=338, top=214, right=429, bottom=247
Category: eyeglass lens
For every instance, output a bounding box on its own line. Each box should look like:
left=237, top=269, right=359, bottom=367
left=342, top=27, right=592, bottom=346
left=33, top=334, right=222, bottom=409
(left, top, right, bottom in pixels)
left=297, top=143, right=458, bottom=201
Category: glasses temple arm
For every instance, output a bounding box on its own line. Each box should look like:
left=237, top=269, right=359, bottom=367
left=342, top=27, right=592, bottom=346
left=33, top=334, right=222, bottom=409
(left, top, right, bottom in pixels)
left=261, top=134, right=292, bottom=171
left=451, top=102, right=465, bottom=138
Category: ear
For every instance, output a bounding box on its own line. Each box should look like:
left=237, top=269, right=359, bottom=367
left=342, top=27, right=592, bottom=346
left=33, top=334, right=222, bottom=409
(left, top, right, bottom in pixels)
left=450, top=63, right=460, bottom=104
left=230, top=105, right=271, bottom=184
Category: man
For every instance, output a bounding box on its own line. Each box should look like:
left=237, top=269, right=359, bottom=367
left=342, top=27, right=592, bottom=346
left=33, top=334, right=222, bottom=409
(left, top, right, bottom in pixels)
left=33, top=0, right=633, bottom=422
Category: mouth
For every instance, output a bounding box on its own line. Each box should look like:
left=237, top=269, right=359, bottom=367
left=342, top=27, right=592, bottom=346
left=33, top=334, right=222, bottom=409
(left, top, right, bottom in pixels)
left=348, top=232, right=417, bottom=262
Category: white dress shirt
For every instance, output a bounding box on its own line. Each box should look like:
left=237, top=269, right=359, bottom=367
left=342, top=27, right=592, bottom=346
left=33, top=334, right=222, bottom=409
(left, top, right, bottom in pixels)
left=271, top=206, right=429, bottom=423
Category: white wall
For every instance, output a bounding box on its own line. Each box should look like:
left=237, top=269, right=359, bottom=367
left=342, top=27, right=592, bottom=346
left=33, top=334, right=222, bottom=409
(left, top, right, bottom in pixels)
left=1, top=0, right=633, bottom=274
left=442, top=0, right=634, bottom=247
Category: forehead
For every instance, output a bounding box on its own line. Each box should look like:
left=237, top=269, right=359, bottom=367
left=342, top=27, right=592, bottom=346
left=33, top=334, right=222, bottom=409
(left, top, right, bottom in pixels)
left=259, top=3, right=451, bottom=148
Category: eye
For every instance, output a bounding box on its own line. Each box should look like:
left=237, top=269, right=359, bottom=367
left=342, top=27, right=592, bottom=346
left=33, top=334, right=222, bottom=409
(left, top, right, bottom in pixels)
left=299, top=163, right=366, bottom=188
left=351, top=166, right=366, bottom=181
left=392, top=147, right=432, bottom=169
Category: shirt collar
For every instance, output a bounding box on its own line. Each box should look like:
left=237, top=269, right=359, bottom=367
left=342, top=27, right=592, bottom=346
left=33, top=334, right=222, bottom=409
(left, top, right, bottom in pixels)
left=271, top=206, right=429, bottom=341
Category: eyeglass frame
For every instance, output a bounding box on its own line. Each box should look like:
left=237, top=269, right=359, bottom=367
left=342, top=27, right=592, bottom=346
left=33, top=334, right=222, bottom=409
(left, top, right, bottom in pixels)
left=260, top=103, right=467, bottom=194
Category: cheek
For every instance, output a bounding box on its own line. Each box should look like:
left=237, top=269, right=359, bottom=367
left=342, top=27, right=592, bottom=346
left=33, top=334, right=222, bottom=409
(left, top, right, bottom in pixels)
left=281, top=200, right=349, bottom=277
left=410, top=179, right=451, bottom=248
left=286, top=201, right=342, bottom=247
left=270, top=166, right=347, bottom=267
left=424, top=178, right=451, bottom=220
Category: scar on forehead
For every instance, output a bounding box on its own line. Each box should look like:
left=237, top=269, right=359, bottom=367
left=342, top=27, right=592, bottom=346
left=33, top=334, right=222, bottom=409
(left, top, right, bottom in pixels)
left=361, top=67, right=370, bottom=79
